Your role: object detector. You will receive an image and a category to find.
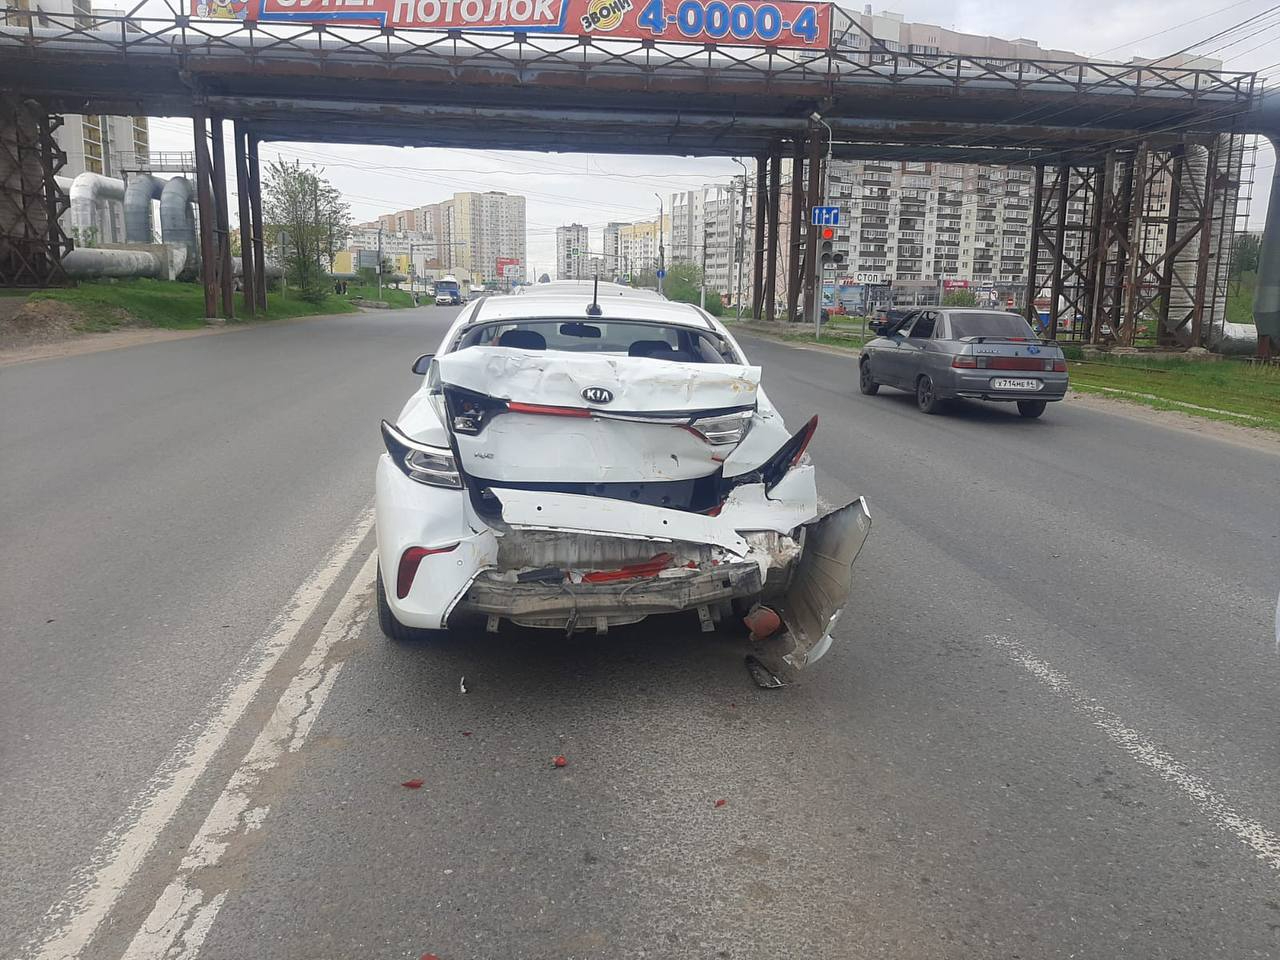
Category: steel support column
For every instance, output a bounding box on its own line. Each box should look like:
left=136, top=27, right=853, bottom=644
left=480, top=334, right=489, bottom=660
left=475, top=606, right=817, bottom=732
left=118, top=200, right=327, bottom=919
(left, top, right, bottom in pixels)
left=233, top=121, right=256, bottom=318
left=1024, top=164, right=1044, bottom=325
left=1119, top=144, right=1148, bottom=346
left=1047, top=164, right=1070, bottom=339
left=765, top=149, right=780, bottom=322
left=1190, top=138, right=1218, bottom=347
left=0, top=95, right=70, bottom=286
left=1156, top=149, right=1184, bottom=344
left=248, top=134, right=267, bottom=311
left=802, top=127, right=822, bottom=327
left=786, top=139, right=804, bottom=322
left=192, top=110, right=218, bottom=318
left=209, top=116, right=234, bottom=319
left=751, top=154, right=766, bottom=317
left=1081, top=162, right=1106, bottom=342
left=1109, top=154, right=1135, bottom=339
left=1254, top=134, right=1280, bottom=356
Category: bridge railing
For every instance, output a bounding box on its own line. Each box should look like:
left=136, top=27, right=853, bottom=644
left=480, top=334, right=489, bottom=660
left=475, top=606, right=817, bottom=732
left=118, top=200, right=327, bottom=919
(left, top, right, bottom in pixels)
left=0, top=6, right=1260, bottom=103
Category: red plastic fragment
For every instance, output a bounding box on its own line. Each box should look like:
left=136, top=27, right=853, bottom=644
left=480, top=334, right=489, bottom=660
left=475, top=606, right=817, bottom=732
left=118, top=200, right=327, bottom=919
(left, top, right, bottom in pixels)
left=743, top=605, right=782, bottom=641
left=714, top=798, right=727, bottom=808
left=421, top=954, right=441, bottom=960
left=401, top=778, right=424, bottom=789
left=552, top=755, right=568, bottom=768
left=462, top=731, right=473, bottom=737
left=581, top=553, right=674, bottom=584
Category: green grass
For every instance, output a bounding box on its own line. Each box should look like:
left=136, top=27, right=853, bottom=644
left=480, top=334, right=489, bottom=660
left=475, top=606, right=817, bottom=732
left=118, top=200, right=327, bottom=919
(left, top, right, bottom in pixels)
left=27, top=278, right=356, bottom=331
left=342, top=284, right=416, bottom=308
left=727, top=317, right=872, bottom=351
left=1065, top=354, right=1280, bottom=431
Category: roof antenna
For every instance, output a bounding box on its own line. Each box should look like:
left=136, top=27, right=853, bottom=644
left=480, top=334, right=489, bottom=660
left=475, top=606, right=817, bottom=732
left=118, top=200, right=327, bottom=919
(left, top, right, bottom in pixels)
left=587, top=273, right=602, bottom=317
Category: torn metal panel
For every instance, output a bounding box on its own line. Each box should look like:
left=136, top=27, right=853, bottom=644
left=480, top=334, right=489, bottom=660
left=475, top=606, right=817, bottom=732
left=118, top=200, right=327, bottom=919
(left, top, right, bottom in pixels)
left=719, top=464, right=819, bottom=534
left=497, top=488, right=750, bottom=556
left=770, top=497, right=872, bottom=669
left=437, top=347, right=760, bottom=412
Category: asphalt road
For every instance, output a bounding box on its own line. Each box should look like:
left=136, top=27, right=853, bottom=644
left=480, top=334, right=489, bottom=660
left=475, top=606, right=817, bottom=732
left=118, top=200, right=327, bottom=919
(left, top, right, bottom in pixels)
left=3, top=307, right=1279, bottom=960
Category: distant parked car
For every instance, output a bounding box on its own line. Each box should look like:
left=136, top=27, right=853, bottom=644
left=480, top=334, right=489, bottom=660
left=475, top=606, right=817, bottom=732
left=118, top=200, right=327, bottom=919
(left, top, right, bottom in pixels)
left=859, top=308, right=1068, bottom=418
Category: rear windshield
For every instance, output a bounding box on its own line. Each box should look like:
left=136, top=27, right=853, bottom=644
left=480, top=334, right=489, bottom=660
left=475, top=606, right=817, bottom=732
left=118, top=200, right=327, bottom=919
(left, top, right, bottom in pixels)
left=949, top=312, right=1037, bottom=339
left=457, top=319, right=736, bottom=364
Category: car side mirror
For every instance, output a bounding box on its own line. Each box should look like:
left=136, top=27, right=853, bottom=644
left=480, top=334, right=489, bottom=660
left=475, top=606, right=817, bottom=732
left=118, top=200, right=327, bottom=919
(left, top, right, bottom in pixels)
left=411, top=353, right=433, bottom=375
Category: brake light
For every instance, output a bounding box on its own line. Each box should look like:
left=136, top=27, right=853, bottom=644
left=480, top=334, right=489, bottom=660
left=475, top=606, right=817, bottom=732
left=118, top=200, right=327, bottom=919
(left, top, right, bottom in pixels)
left=1052, top=358, right=1067, bottom=372
left=507, top=401, right=591, bottom=418
left=951, top=355, right=979, bottom=368
left=397, top=543, right=459, bottom=599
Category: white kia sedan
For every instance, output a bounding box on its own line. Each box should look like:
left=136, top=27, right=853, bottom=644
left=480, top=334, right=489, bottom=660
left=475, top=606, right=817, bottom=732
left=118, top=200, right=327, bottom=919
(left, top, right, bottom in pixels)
left=375, top=282, right=871, bottom=671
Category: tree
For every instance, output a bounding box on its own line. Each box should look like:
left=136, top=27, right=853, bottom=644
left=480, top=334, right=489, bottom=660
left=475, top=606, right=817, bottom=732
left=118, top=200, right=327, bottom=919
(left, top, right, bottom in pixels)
left=1231, top=232, right=1261, bottom=279
left=942, top=289, right=977, bottom=307
left=263, top=160, right=350, bottom=303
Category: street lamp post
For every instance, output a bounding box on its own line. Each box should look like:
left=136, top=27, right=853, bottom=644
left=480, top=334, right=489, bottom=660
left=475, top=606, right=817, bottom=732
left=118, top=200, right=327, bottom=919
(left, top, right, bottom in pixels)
left=731, top=157, right=748, bottom=320
left=654, top=192, right=665, bottom=296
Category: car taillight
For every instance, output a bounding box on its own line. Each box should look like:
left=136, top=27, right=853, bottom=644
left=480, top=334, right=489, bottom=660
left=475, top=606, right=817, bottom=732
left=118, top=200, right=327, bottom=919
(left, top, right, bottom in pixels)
left=397, top=543, right=459, bottom=599
left=951, top=355, right=981, bottom=368
left=382, top=420, right=462, bottom=488
left=689, top=410, right=753, bottom=445
left=1051, top=358, right=1067, bottom=372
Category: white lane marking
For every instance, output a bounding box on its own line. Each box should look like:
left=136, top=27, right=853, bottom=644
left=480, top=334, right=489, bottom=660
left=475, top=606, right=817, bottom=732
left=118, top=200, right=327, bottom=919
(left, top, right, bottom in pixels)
left=121, top=553, right=376, bottom=960
left=986, top=634, right=1280, bottom=870
left=24, top=505, right=375, bottom=960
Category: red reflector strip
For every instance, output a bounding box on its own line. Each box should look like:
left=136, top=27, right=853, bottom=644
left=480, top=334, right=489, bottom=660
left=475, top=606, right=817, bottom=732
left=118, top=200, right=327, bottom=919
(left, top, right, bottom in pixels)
left=507, top=401, right=592, bottom=418
left=988, top=357, right=1047, bottom=371
left=397, top=543, right=459, bottom=599
left=581, top=552, right=674, bottom=583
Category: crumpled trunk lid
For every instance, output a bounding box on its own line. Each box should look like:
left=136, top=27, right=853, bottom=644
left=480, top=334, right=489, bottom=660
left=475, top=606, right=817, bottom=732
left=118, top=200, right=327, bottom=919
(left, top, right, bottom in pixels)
left=437, top=347, right=760, bottom=484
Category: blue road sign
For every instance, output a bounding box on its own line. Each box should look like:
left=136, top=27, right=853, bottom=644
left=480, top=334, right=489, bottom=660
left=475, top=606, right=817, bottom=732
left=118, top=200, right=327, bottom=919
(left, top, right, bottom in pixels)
left=811, top=205, right=840, bottom=226
left=656, top=268, right=666, bottom=279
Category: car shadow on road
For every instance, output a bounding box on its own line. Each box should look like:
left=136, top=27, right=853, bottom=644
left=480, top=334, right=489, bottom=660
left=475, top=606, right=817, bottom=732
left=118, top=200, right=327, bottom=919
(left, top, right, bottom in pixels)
left=870, top=388, right=1058, bottom=425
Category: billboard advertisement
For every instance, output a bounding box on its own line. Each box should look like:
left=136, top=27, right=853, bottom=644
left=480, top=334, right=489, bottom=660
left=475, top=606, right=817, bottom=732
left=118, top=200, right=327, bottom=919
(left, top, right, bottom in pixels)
left=495, top=257, right=522, bottom=279
left=193, top=0, right=833, bottom=48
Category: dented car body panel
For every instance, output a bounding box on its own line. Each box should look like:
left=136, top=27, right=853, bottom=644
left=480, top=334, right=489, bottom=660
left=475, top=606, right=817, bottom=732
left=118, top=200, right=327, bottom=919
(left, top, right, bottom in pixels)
left=374, top=289, right=871, bottom=668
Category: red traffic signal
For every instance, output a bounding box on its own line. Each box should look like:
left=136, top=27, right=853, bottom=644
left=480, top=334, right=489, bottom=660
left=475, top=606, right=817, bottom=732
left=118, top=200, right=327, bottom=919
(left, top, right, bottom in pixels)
left=820, top=226, right=835, bottom=240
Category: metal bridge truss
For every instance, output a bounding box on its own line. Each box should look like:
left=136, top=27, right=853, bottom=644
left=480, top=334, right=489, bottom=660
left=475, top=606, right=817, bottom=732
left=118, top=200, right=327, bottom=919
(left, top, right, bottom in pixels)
left=1025, top=135, right=1247, bottom=347
left=0, top=93, right=69, bottom=287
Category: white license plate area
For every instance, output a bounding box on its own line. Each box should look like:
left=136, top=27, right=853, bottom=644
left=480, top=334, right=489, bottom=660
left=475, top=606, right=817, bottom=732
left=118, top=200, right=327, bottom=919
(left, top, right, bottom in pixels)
left=989, top=377, right=1042, bottom=391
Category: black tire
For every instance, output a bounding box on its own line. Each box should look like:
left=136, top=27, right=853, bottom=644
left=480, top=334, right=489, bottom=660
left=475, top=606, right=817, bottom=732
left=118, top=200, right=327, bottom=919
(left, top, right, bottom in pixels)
left=377, top=565, right=430, bottom=643
left=858, top=358, right=880, bottom=395
left=1017, top=400, right=1047, bottom=419
left=916, top=375, right=943, bottom=414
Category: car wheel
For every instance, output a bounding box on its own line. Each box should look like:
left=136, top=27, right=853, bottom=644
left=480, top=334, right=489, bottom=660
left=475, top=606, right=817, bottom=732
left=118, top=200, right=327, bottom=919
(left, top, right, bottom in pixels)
left=376, top=565, right=431, bottom=642
left=858, top=358, right=880, bottom=395
left=1017, top=400, right=1047, bottom=419
left=916, top=375, right=942, bottom=414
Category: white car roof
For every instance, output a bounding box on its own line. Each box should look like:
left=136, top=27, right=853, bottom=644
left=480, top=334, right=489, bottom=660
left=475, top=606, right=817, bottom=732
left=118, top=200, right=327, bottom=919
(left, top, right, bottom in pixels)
left=516, top=280, right=663, bottom=300
left=467, top=293, right=717, bottom=330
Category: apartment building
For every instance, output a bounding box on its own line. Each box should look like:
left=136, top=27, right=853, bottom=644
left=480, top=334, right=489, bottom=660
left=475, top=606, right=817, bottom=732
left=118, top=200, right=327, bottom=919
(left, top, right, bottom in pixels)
left=349, top=190, right=526, bottom=288
left=668, top=178, right=752, bottom=304
left=600, top=221, right=627, bottom=278
left=555, top=223, right=590, bottom=280
left=616, top=217, right=669, bottom=279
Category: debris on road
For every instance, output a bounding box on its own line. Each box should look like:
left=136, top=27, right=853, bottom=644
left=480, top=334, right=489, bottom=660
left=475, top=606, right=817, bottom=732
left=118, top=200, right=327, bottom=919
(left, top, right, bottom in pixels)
left=401, top=778, right=424, bottom=789
left=459, top=676, right=467, bottom=694
left=745, top=655, right=785, bottom=689
left=462, top=731, right=473, bottom=737
left=714, top=799, right=727, bottom=808
left=743, top=604, right=782, bottom=641
left=552, top=755, right=568, bottom=768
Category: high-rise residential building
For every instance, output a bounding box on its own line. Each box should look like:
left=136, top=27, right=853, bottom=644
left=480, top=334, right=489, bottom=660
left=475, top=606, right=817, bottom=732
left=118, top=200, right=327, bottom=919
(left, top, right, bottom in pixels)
left=555, top=223, right=590, bottom=280
left=669, top=178, right=752, bottom=305
left=350, top=191, right=525, bottom=288
left=616, top=217, right=669, bottom=279
left=446, top=191, right=526, bottom=287
left=601, top=222, right=627, bottom=278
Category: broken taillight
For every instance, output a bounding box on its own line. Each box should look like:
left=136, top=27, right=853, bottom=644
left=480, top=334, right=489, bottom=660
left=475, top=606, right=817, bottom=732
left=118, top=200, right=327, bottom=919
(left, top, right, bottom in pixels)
left=688, top=410, right=753, bottom=445
left=397, top=543, right=459, bottom=599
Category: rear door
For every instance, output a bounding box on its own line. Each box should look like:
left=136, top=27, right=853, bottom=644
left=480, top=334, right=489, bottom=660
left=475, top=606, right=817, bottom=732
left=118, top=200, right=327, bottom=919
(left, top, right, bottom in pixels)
left=896, top=309, right=939, bottom=387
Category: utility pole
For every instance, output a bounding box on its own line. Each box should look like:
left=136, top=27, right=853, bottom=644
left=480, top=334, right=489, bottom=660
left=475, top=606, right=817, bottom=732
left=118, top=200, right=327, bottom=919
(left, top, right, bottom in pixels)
left=654, top=193, right=665, bottom=296
left=377, top=223, right=384, bottom=299
left=408, top=240, right=415, bottom=304
left=810, top=113, right=833, bottom=340
left=700, top=222, right=707, bottom=309
left=732, top=158, right=748, bottom=320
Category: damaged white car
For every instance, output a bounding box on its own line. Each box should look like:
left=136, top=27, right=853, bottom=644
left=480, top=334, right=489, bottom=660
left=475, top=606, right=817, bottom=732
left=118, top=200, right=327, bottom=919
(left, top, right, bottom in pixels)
left=375, top=282, right=871, bottom=670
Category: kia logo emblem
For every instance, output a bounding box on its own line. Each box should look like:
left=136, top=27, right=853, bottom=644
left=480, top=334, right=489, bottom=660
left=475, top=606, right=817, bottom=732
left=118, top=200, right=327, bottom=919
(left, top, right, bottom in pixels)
left=581, top=386, right=614, bottom=404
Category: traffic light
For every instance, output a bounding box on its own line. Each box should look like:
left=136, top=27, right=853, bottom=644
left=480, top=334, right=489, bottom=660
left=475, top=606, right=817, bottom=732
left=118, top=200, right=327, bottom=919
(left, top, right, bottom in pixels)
left=819, top=226, right=845, bottom=270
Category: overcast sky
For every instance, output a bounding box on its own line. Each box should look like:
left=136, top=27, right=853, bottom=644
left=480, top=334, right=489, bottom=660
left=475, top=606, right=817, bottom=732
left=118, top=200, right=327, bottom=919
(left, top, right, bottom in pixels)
left=144, top=0, right=1279, bottom=277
